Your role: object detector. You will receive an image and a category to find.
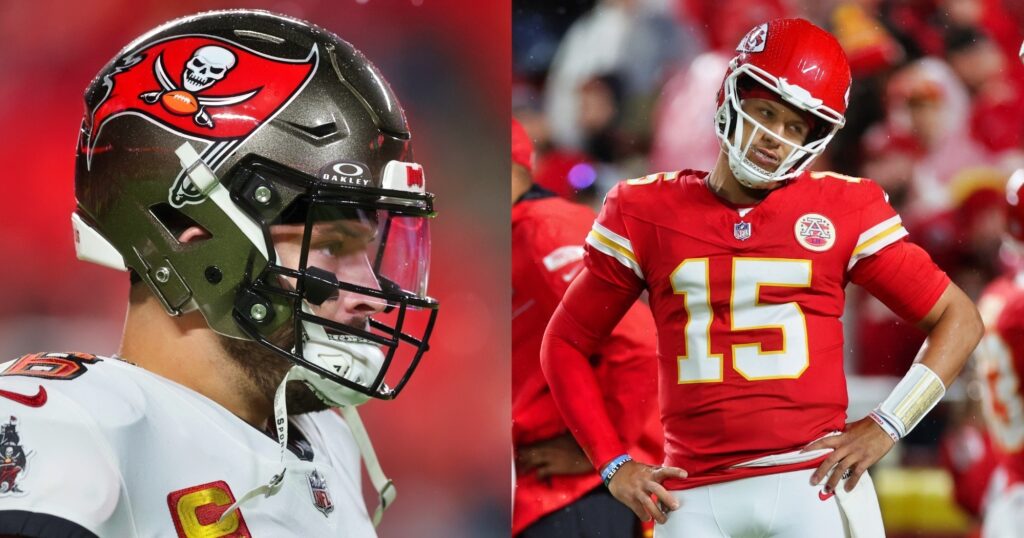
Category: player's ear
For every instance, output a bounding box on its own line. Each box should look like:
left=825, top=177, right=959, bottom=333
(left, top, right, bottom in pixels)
left=148, top=203, right=212, bottom=244
left=178, top=226, right=212, bottom=244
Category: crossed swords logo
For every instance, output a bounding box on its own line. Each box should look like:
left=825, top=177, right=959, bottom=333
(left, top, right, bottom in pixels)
left=139, top=45, right=259, bottom=129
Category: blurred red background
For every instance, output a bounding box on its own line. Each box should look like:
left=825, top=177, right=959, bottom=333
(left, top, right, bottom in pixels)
left=0, top=1, right=510, bottom=536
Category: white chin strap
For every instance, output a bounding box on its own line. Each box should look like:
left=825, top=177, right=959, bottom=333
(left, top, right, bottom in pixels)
left=220, top=306, right=395, bottom=526
left=728, top=147, right=782, bottom=190
left=340, top=405, right=396, bottom=526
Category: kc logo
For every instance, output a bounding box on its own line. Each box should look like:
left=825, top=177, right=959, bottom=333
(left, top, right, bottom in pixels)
left=738, top=23, right=768, bottom=53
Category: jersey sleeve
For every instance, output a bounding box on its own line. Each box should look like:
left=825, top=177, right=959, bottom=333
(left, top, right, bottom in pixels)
left=541, top=268, right=645, bottom=469
left=592, top=301, right=658, bottom=448
left=584, top=182, right=646, bottom=290
left=849, top=233, right=951, bottom=323
left=847, top=181, right=909, bottom=271
left=0, top=375, right=123, bottom=538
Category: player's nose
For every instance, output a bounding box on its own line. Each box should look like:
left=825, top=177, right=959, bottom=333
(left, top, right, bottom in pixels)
left=762, top=122, right=786, bottom=146
left=336, top=260, right=387, bottom=319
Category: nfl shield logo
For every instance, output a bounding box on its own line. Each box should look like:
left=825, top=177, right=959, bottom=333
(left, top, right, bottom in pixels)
left=307, top=470, right=334, bottom=516
left=734, top=221, right=752, bottom=241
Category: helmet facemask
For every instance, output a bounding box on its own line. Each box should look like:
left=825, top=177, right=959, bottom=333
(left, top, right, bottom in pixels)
left=715, top=61, right=846, bottom=189
left=224, top=156, right=438, bottom=407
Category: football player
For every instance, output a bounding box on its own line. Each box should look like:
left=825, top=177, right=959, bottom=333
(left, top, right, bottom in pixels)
left=541, top=18, right=983, bottom=536
left=976, top=168, right=1024, bottom=538
left=0, top=10, right=437, bottom=537
left=512, top=118, right=663, bottom=537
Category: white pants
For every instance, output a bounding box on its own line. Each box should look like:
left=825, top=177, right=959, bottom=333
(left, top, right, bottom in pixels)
left=982, top=483, right=1024, bottom=538
left=655, top=468, right=883, bottom=538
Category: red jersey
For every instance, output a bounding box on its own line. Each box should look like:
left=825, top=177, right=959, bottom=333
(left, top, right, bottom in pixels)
left=582, top=170, right=949, bottom=489
left=977, top=273, right=1024, bottom=487
left=938, top=422, right=1000, bottom=516
left=512, top=187, right=662, bottom=533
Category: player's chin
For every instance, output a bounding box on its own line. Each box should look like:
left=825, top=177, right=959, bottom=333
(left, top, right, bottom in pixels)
left=738, top=160, right=790, bottom=192
left=217, top=329, right=293, bottom=393
left=284, top=381, right=333, bottom=414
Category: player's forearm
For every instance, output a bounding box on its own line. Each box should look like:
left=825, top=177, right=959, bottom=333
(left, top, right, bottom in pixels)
left=914, top=284, right=984, bottom=387
left=540, top=268, right=644, bottom=468
left=541, top=325, right=628, bottom=468
left=869, top=284, right=983, bottom=442
left=598, top=340, right=658, bottom=445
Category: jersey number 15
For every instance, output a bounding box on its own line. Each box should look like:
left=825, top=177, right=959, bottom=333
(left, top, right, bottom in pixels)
left=672, top=258, right=811, bottom=383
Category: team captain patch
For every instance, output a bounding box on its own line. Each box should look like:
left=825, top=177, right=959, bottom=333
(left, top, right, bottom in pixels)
left=794, top=213, right=836, bottom=252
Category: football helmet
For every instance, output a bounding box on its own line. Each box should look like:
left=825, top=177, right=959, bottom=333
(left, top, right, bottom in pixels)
left=715, top=18, right=851, bottom=188
left=72, top=9, right=438, bottom=405
left=1006, top=169, right=1024, bottom=246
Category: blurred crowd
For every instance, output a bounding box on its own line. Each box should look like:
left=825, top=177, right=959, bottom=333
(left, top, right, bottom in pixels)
left=514, top=0, right=1024, bottom=534
left=514, top=0, right=1024, bottom=375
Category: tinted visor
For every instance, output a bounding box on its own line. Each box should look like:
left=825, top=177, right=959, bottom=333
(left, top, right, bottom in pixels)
left=278, top=202, right=432, bottom=307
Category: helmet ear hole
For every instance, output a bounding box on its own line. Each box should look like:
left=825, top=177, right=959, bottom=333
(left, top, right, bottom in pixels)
left=149, top=203, right=213, bottom=244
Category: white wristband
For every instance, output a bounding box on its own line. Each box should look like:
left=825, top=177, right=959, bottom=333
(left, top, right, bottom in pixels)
left=872, top=363, right=946, bottom=440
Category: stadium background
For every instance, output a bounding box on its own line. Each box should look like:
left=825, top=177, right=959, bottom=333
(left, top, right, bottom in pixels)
left=0, top=1, right=509, bottom=536
left=514, top=0, right=1024, bottom=536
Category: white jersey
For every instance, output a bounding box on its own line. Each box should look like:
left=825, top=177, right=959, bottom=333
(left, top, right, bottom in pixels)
left=0, top=352, right=376, bottom=537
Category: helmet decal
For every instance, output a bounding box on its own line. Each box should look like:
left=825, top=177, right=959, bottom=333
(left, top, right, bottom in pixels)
left=82, top=34, right=318, bottom=206
left=737, top=23, right=768, bottom=53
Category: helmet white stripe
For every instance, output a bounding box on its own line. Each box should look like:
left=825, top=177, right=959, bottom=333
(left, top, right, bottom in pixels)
left=175, top=142, right=269, bottom=260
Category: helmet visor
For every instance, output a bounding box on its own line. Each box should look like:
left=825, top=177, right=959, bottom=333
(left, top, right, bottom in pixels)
left=290, top=202, right=432, bottom=308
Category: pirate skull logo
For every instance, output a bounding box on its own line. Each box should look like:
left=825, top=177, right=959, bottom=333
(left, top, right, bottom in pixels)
left=138, top=44, right=258, bottom=129
left=183, top=46, right=237, bottom=92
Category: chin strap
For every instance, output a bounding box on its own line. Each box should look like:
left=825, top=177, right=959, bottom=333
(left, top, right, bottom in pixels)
left=218, top=367, right=298, bottom=522
left=216, top=367, right=396, bottom=528
left=340, top=405, right=396, bottom=527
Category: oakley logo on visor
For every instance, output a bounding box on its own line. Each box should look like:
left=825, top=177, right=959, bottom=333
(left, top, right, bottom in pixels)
left=319, top=161, right=372, bottom=186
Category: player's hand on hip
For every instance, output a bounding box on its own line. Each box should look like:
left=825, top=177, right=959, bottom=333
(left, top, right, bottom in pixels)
left=515, top=433, right=593, bottom=478
left=606, top=460, right=687, bottom=524
left=804, top=417, right=896, bottom=494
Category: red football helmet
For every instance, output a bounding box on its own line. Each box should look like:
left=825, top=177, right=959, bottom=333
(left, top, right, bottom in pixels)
left=1006, top=169, right=1024, bottom=246
left=512, top=117, right=534, bottom=172
left=715, top=18, right=851, bottom=188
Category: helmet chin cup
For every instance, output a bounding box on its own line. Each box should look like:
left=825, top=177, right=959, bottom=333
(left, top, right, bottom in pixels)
left=294, top=307, right=387, bottom=407
left=728, top=154, right=775, bottom=189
